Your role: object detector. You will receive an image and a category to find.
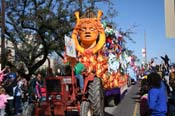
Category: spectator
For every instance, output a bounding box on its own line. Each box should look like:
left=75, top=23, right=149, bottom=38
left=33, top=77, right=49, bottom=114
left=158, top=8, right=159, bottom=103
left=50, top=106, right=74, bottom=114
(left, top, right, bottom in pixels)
left=6, top=67, right=17, bottom=80
left=168, top=79, right=175, bottom=115
left=169, top=65, right=175, bottom=96
left=0, top=87, right=9, bottom=116
left=140, top=93, right=149, bottom=116
left=169, top=64, right=175, bottom=81
left=161, top=64, right=169, bottom=84
left=4, top=73, right=17, bottom=116
left=140, top=78, right=149, bottom=96
left=140, top=78, right=149, bottom=116
left=168, top=64, right=175, bottom=115
left=0, top=66, right=8, bottom=83
left=13, top=76, right=23, bottom=115
left=161, top=54, right=170, bottom=68
left=147, top=72, right=167, bottom=116
left=34, top=73, right=43, bottom=101
left=19, top=74, right=28, bottom=103
left=150, top=58, right=156, bottom=71
left=28, top=74, right=37, bottom=102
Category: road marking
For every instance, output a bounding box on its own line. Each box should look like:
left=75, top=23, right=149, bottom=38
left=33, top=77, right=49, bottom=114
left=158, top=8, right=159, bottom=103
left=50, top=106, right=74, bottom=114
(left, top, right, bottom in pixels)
left=133, top=102, right=138, bottom=116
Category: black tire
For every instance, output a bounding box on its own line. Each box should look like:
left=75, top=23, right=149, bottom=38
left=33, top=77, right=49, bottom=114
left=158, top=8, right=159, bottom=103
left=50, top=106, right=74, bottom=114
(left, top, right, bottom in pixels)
left=80, top=101, right=93, bottom=116
left=87, top=77, right=104, bottom=116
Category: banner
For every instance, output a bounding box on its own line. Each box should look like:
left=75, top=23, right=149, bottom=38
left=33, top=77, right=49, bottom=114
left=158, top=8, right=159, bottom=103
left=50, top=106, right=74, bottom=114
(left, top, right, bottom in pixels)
left=64, top=35, right=76, bottom=57
left=164, top=0, right=175, bottom=38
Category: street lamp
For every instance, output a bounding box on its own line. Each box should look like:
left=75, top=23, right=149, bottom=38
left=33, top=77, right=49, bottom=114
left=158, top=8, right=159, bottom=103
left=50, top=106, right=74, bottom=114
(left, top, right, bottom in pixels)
left=1, top=0, right=5, bottom=69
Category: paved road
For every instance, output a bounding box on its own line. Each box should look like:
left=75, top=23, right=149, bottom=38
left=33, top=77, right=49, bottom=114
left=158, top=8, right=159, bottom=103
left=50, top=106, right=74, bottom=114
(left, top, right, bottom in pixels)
left=105, top=82, right=140, bottom=116
left=67, top=82, right=141, bottom=116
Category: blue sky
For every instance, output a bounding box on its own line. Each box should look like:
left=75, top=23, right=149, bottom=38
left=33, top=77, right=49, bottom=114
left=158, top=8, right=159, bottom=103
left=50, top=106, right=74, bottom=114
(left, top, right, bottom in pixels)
left=100, top=0, right=175, bottom=64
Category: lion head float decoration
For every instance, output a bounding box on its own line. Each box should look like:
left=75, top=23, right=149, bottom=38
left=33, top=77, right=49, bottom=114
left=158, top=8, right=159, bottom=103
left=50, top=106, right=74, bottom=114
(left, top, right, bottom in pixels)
left=72, top=10, right=106, bottom=54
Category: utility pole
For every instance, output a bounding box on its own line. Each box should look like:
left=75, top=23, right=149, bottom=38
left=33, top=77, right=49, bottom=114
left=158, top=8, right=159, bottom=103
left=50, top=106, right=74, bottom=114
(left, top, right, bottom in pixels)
left=1, top=0, right=6, bottom=69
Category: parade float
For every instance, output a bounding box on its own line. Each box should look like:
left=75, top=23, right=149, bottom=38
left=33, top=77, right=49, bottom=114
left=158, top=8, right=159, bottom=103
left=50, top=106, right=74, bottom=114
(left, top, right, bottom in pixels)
left=70, top=10, right=130, bottom=107
left=33, top=10, right=132, bottom=116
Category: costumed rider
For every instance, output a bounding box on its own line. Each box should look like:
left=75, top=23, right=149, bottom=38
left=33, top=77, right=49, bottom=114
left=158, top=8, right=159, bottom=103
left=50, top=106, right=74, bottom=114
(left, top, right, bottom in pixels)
left=74, top=57, right=85, bottom=93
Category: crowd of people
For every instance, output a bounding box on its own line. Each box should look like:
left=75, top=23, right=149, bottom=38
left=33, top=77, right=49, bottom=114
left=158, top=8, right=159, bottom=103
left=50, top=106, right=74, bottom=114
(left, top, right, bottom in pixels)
left=1, top=55, right=175, bottom=116
left=0, top=66, right=45, bottom=116
left=139, top=57, right=175, bottom=116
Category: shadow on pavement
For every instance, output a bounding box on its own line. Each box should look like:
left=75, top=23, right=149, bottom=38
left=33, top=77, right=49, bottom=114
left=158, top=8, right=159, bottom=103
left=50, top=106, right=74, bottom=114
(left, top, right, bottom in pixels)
left=131, top=91, right=141, bottom=103
left=104, top=112, right=114, bottom=116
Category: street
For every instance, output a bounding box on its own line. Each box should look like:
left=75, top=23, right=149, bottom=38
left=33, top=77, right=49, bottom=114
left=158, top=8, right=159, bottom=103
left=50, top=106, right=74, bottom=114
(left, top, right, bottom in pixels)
left=67, top=82, right=140, bottom=116
left=104, top=82, right=140, bottom=116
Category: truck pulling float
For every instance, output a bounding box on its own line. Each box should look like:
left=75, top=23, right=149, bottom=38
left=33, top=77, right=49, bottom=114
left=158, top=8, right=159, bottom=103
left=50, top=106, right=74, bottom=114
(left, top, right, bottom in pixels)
left=34, top=10, right=134, bottom=116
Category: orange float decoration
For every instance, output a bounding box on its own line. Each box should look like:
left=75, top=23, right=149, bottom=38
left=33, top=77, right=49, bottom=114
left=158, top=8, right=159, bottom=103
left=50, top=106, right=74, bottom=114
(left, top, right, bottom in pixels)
left=72, top=10, right=106, bottom=54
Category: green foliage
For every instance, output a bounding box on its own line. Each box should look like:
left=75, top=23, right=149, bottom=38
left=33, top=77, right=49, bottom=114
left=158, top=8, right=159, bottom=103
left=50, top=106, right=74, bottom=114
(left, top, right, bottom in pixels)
left=3, top=0, right=116, bottom=79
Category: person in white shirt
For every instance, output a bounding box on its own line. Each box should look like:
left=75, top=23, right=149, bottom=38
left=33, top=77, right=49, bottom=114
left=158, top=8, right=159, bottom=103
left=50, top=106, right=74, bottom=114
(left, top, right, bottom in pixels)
left=13, top=76, right=23, bottom=116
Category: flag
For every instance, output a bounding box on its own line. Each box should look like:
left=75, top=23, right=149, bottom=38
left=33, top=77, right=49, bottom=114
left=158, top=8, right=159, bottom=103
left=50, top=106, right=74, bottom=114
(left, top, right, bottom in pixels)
left=64, top=35, right=76, bottom=58
left=142, top=48, right=146, bottom=57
